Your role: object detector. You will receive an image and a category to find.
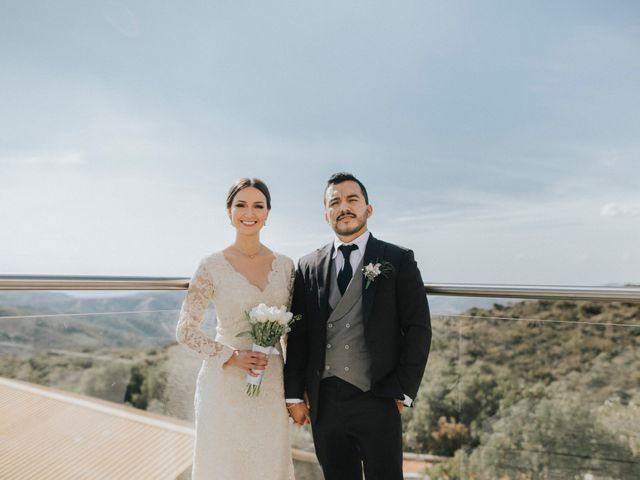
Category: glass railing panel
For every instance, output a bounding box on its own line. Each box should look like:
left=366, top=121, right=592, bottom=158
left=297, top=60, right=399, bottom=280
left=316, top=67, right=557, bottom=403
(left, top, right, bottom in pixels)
left=404, top=299, right=640, bottom=480
left=5, top=291, right=638, bottom=479
left=0, top=291, right=183, bottom=408
left=0, top=290, right=322, bottom=479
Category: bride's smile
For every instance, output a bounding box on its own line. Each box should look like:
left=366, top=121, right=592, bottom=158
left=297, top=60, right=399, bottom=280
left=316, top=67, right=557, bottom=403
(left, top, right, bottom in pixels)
left=228, top=186, right=269, bottom=233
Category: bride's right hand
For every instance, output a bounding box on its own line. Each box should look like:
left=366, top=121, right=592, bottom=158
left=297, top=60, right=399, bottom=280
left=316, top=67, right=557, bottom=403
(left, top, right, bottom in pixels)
left=223, top=350, right=268, bottom=376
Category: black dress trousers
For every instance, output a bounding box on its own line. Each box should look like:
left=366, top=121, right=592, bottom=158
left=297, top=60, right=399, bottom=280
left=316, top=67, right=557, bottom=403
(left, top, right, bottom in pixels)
left=311, top=377, right=403, bottom=480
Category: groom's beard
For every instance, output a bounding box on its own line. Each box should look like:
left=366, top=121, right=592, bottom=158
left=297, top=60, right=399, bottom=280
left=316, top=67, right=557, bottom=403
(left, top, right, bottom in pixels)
left=332, top=214, right=367, bottom=237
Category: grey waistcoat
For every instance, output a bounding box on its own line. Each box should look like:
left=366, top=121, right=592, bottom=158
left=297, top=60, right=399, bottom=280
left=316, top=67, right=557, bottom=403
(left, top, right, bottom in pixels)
left=322, top=257, right=372, bottom=392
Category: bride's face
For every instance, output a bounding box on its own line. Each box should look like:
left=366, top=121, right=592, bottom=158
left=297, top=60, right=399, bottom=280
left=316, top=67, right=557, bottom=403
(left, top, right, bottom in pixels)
left=228, top=187, right=270, bottom=234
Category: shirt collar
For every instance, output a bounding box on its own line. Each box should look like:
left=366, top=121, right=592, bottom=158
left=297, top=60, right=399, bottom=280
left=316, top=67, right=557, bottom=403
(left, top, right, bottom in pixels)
left=332, top=230, right=370, bottom=259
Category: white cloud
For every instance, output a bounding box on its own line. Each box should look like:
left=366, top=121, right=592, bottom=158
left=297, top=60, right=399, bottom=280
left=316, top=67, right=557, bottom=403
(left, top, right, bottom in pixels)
left=601, top=203, right=640, bottom=218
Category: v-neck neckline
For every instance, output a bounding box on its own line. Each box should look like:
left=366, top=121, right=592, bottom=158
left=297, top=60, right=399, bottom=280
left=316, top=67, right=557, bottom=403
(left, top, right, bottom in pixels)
left=221, top=252, right=278, bottom=293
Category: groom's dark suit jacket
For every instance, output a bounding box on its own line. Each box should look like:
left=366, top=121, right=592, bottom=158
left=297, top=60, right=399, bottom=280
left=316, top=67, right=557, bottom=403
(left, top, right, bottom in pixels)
left=284, top=234, right=431, bottom=423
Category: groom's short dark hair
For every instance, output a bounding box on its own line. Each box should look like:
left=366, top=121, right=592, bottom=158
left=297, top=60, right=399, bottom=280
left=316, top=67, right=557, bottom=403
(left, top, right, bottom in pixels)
left=325, top=172, right=369, bottom=205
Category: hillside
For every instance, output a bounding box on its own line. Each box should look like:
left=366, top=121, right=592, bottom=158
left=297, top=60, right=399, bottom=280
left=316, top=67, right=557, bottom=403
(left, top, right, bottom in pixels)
left=0, top=291, right=208, bottom=350
left=403, top=299, right=640, bottom=479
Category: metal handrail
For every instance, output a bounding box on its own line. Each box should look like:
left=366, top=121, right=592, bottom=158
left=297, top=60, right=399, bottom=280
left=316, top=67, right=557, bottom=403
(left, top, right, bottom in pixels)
left=425, top=283, right=640, bottom=302
left=0, top=275, right=190, bottom=291
left=1, top=275, right=639, bottom=302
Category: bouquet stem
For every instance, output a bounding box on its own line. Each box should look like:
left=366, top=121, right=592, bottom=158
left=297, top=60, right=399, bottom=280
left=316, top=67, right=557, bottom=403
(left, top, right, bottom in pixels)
left=246, top=383, right=261, bottom=397
left=244, top=343, right=278, bottom=397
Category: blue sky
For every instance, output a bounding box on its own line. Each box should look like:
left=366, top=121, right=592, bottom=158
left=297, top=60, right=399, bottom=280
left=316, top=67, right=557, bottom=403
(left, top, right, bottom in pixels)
left=1, top=1, right=639, bottom=285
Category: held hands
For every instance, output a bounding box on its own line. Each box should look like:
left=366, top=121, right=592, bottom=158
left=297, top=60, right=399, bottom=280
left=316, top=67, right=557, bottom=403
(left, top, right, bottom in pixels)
left=287, top=402, right=310, bottom=426
left=224, top=350, right=268, bottom=376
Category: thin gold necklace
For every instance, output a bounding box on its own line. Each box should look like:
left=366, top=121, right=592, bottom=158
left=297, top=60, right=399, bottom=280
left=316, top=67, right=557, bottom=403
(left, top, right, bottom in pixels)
left=232, top=245, right=262, bottom=259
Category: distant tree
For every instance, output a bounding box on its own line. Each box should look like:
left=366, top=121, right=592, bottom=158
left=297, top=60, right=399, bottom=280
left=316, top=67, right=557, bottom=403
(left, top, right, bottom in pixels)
left=580, top=303, right=604, bottom=317
left=124, top=365, right=147, bottom=409
left=403, top=359, right=511, bottom=455
left=81, top=363, right=130, bottom=402
left=121, top=355, right=170, bottom=412
left=427, top=449, right=470, bottom=480
left=140, top=365, right=169, bottom=413
left=431, top=417, right=469, bottom=454
left=463, top=396, right=640, bottom=479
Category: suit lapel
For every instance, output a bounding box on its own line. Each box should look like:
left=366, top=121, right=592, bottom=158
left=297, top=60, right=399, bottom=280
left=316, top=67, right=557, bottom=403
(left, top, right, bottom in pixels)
left=362, top=234, right=385, bottom=327
left=315, top=243, right=334, bottom=323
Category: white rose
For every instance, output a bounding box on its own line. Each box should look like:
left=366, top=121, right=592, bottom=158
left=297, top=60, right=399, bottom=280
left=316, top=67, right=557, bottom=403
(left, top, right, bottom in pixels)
left=249, top=303, right=271, bottom=322
left=279, top=311, right=293, bottom=325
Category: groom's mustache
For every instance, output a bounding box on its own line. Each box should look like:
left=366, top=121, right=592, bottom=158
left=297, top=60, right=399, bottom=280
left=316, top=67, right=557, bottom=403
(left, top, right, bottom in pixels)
left=337, top=213, right=356, bottom=221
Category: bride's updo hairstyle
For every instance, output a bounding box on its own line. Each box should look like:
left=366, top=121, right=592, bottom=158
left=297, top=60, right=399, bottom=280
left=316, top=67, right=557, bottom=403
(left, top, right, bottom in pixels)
left=226, top=178, right=272, bottom=210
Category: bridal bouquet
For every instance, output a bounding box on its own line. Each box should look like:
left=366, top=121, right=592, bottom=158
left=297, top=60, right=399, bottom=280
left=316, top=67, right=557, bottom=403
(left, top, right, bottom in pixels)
left=237, top=303, right=300, bottom=397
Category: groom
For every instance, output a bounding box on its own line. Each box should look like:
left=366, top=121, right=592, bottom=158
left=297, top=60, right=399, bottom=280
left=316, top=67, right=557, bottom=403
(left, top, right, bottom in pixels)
left=284, top=172, right=431, bottom=479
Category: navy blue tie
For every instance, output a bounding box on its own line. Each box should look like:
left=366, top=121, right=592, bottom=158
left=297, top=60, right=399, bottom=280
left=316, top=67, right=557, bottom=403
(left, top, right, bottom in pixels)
left=337, top=244, right=358, bottom=295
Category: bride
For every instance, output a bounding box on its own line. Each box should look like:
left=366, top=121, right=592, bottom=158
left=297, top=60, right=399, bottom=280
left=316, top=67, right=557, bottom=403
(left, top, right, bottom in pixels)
left=176, top=178, right=295, bottom=479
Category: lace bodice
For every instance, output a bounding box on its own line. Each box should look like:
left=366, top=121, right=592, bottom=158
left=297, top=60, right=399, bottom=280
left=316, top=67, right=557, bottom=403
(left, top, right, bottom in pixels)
left=176, top=251, right=295, bottom=361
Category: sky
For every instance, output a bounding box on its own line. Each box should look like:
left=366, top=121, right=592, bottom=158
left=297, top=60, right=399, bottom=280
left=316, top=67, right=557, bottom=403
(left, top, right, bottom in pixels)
left=1, top=0, right=639, bottom=286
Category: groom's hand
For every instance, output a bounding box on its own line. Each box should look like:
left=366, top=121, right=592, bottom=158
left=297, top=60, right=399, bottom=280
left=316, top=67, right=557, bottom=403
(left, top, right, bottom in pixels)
left=287, top=402, right=310, bottom=425
left=395, top=400, right=405, bottom=414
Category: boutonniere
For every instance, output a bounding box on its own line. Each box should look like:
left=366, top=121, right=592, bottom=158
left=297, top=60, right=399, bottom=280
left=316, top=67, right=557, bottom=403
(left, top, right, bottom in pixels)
left=362, top=261, right=394, bottom=289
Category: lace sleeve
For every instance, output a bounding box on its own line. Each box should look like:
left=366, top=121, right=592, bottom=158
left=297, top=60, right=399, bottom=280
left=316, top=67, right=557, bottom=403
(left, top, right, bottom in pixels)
left=176, top=258, right=229, bottom=360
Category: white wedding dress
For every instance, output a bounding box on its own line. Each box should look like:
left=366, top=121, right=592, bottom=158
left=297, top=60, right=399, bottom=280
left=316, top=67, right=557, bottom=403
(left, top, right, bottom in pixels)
left=176, top=251, right=295, bottom=480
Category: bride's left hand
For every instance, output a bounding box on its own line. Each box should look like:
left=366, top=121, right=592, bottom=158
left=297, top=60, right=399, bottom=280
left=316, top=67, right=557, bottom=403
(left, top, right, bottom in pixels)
left=224, top=350, right=268, bottom=376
